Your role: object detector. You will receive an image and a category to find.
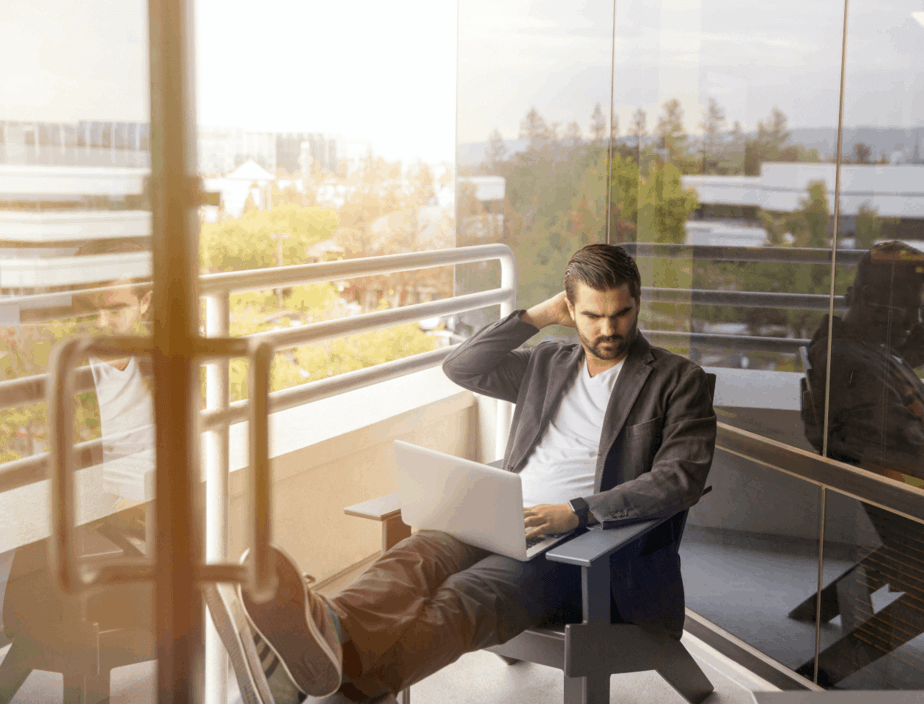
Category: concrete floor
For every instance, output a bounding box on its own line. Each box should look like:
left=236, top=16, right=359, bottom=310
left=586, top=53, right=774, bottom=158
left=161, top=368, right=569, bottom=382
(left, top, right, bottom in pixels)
left=0, top=629, right=769, bottom=703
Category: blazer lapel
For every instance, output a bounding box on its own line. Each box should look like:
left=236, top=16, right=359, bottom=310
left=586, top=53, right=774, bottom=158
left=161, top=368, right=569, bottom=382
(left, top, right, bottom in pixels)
left=508, top=343, right=582, bottom=470
left=594, top=332, right=653, bottom=488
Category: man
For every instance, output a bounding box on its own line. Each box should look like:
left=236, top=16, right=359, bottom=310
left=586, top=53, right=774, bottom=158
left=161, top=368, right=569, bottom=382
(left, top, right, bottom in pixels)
left=802, top=240, right=924, bottom=479
left=797, top=241, right=924, bottom=686
left=72, top=239, right=155, bottom=476
left=240, top=244, right=716, bottom=702
left=1, top=240, right=154, bottom=699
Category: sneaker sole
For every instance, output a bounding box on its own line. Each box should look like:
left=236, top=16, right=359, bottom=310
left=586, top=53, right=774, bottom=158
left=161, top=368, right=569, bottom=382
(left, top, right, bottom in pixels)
left=238, top=545, right=342, bottom=697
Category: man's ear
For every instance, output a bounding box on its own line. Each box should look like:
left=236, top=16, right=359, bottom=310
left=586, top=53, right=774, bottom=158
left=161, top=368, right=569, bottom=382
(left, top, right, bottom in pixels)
left=565, top=295, right=575, bottom=318
left=139, top=290, right=153, bottom=316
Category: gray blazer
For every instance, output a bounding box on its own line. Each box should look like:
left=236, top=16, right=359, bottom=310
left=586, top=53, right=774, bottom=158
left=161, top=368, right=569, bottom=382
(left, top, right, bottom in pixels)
left=442, top=310, right=716, bottom=637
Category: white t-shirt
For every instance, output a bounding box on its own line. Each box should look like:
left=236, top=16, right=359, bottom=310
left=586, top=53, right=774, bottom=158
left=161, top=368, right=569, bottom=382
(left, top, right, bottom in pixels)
left=90, top=356, right=155, bottom=501
left=519, top=357, right=624, bottom=507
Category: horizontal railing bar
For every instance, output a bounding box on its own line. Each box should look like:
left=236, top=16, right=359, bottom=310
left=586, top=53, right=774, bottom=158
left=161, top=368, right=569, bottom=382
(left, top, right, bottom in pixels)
left=199, top=244, right=516, bottom=295
left=643, top=330, right=810, bottom=354
left=0, top=348, right=453, bottom=491
left=641, top=288, right=845, bottom=311
left=3, top=243, right=860, bottom=310
left=202, top=347, right=451, bottom=431
left=246, top=288, right=511, bottom=352
left=621, top=242, right=864, bottom=265
left=0, top=437, right=102, bottom=493
left=716, top=423, right=924, bottom=525
left=0, top=319, right=804, bottom=412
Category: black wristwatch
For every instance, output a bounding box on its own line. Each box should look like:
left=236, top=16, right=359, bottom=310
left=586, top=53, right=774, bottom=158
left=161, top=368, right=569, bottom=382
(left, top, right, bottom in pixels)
left=568, top=497, right=590, bottom=529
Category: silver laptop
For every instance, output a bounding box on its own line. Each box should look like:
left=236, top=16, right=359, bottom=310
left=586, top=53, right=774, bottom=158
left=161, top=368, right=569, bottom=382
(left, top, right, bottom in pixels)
left=394, top=440, right=574, bottom=561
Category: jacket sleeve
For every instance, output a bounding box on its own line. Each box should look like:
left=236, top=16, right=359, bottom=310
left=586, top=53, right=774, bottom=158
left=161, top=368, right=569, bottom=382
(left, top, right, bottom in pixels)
left=442, top=310, right=538, bottom=404
left=585, top=365, right=717, bottom=526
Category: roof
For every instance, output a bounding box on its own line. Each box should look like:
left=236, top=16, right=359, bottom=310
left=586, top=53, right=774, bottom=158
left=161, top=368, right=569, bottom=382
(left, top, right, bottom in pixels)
left=225, top=159, right=274, bottom=182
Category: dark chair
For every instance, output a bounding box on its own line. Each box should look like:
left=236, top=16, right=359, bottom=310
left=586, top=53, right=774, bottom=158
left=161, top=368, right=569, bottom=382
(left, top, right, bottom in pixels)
left=0, top=511, right=155, bottom=704
left=344, top=487, right=714, bottom=704
left=344, top=370, right=717, bottom=704
left=791, top=346, right=924, bottom=686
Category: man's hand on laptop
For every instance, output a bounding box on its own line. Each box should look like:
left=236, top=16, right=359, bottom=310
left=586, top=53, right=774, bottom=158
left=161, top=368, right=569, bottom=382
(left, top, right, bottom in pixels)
left=524, top=504, right=580, bottom=540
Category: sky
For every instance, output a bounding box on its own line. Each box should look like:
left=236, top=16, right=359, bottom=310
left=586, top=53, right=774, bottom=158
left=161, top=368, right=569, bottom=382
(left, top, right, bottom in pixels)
left=2, top=0, right=923, bottom=165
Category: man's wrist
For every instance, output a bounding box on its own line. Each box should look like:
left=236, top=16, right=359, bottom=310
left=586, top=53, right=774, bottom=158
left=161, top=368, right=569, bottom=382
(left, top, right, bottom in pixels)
left=520, top=307, right=551, bottom=330
left=568, top=497, right=590, bottom=529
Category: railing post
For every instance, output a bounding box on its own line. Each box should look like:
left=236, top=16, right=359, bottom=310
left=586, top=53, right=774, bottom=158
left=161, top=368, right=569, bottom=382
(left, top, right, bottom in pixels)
left=496, top=252, right=517, bottom=461
left=204, top=292, right=231, bottom=704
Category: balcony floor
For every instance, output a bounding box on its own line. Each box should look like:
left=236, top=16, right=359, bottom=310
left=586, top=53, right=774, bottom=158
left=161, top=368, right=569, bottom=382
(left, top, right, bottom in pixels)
left=1, top=628, right=768, bottom=703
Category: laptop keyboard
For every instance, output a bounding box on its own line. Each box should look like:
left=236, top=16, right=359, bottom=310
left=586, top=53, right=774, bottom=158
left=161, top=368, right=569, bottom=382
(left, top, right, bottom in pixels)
left=526, top=532, right=569, bottom=550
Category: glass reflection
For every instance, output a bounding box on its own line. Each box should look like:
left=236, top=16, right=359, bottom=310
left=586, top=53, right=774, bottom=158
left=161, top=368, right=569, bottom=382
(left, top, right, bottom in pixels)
left=0, top=0, right=156, bottom=698
left=806, top=242, right=924, bottom=482
left=798, top=491, right=924, bottom=689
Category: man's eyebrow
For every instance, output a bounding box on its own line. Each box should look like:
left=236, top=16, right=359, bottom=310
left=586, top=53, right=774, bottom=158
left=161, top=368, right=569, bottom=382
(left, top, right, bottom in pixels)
left=579, top=305, right=634, bottom=317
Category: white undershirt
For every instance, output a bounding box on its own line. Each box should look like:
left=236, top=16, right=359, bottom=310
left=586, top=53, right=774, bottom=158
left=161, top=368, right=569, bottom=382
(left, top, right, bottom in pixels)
left=519, top=357, right=624, bottom=507
left=90, top=356, right=155, bottom=461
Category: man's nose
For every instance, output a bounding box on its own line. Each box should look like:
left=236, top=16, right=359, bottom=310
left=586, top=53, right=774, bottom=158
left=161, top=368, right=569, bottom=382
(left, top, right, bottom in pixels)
left=599, top=318, right=615, bottom=336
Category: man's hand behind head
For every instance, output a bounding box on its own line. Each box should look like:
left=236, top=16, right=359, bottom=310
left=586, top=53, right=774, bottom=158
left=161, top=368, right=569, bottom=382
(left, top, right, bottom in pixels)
left=521, top=291, right=575, bottom=330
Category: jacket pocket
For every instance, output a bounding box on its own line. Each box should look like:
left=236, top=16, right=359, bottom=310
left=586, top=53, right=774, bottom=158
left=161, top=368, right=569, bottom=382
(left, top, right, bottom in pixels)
left=624, top=415, right=663, bottom=438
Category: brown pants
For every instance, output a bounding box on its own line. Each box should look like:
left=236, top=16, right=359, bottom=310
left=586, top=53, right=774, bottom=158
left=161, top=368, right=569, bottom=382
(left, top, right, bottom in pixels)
left=330, top=531, right=583, bottom=698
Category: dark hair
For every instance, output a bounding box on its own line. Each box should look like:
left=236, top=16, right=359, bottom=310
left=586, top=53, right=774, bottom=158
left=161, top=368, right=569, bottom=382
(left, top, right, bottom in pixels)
left=850, top=241, right=924, bottom=306
left=564, top=244, right=641, bottom=302
left=74, top=239, right=152, bottom=299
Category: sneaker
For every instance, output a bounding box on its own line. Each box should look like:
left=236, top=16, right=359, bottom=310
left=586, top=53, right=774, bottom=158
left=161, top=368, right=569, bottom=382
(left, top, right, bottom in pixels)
left=239, top=544, right=343, bottom=697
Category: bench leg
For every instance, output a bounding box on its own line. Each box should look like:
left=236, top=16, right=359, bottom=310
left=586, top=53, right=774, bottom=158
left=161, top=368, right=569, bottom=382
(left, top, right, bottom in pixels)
left=657, top=640, right=714, bottom=704
left=563, top=673, right=608, bottom=704
left=0, top=641, right=33, bottom=703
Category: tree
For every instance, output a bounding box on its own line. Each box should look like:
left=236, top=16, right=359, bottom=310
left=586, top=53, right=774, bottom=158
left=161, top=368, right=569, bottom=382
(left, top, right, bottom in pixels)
left=564, top=121, right=583, bottom=149
left=520, top=106, right=550, bottom=150
left=854, top=202, right=898, bottom=249
left=630, top=107, right=647, bottom=163
left=852, top=142, right=873, bottom=164
left=483, top=128, right=508, bottom=173
left=744, top=107, right=820, bottom=175
left=701, top=97, right=727, bottom=174
left=200, top=204, right=339, bottom=272
left=655, top=99, right=689, bottom=166
left=590, top=103, right=606, bottom=144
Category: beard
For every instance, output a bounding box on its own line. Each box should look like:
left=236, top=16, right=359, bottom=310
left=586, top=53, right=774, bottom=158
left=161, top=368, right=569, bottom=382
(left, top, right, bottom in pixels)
left=578, top=319, right=638, bottom=361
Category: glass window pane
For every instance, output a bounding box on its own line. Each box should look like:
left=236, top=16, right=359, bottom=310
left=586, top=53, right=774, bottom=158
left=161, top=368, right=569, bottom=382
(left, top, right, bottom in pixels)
left=681, top=455, right=822, bottom=672
left=1, top=1, right=155, bottom=698
left=817, top=492, right=924, bottom=689
left=456, top=0, right=614, bottom=336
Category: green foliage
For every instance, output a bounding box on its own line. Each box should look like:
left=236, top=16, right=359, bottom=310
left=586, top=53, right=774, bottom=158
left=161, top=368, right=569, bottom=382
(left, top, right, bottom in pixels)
left=854, top=203, right=898, bottom=250
left=201, top=204, right=338, bottom=272
left=743, top=107, right=821, bottom=176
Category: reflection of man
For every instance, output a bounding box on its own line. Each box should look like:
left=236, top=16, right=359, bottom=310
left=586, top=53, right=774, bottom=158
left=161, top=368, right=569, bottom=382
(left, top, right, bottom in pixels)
left=1, top=240, right=154, bottom=689
left=73, top=239, right=155, bottom=475
left=235, top=244, right=717, bottom=701
left=799, top=241, right=924, bottom=687
left=803, top=240, right=924, bottom=481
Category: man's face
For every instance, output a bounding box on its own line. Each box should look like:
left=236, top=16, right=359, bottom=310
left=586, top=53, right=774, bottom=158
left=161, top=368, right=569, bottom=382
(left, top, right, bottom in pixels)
left=860, top=280, right=924, bottom=348
left=74, top=279, right=151, bottom=336
left=566, top=282, right=639, bottom=364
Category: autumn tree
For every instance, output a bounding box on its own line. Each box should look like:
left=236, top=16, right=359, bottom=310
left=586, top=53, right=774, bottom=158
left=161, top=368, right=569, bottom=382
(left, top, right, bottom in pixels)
left=700, top=97, right=727, bottom=174
left=744, top=107, right=821, bottom=175
left=520, top=106, right=550, bottom=150
left=630, top=107, right=647, bottom=164
left=590, top=103, right=606, bottom=144
left=483, top=128, right=509, bottom=173
left=655, top=98, right=689, bottom=166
